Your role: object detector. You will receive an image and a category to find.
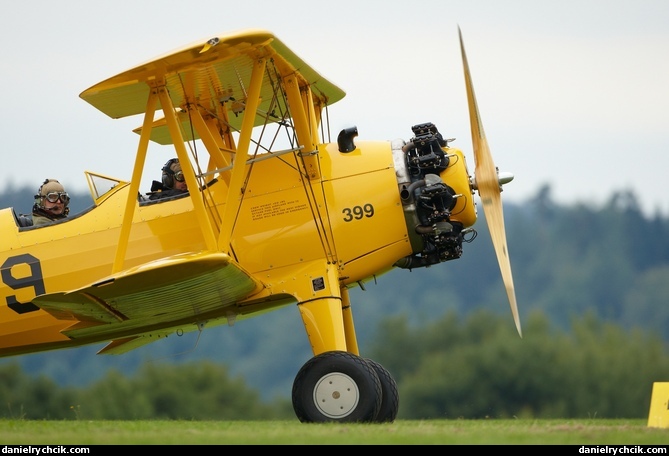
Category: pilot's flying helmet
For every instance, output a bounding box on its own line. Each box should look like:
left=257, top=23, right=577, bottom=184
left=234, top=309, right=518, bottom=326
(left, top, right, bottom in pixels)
left=161, top=158, right=184, bottom=189
left=35, top=178, right=70, bottom=215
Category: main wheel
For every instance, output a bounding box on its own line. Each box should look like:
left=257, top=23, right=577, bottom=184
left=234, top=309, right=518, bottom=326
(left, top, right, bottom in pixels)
left=292, top=351, right=382, bottom=423
left=365, top=358, right=399, bottom=422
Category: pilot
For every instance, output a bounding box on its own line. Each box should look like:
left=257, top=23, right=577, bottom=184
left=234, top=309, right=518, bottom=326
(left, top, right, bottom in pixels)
left=32, top=179, right=70, bottom=226
left=148, top=158, right=189, bottom=200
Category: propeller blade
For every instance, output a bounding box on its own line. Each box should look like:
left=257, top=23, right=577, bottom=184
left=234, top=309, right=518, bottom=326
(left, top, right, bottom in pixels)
left=459, top=27, right=522, bottom=337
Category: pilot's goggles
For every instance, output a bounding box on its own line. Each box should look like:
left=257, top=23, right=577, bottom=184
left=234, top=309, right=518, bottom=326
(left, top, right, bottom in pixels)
left=44, top=192, right=70, bottom=203
left=174, top=171, right=185, bottom=182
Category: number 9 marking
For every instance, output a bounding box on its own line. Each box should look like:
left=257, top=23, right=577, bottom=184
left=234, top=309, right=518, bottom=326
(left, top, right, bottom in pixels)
left=1, top=254, right=43, bottom=314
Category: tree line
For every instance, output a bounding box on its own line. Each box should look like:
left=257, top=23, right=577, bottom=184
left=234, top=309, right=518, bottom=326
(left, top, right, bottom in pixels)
left=0, top=310, right=666, bottom=419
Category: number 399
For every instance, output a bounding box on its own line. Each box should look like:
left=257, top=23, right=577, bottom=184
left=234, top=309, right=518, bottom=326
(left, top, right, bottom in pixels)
left=342, top=204, right=374, bottom=222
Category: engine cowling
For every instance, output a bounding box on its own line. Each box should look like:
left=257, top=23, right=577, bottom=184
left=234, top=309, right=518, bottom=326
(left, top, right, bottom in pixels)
left=393, top=122, right=478, bottom=269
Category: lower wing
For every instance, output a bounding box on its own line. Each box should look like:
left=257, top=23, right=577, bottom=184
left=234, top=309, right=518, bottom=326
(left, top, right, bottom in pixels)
left=33, top=251, right=264, bottom=353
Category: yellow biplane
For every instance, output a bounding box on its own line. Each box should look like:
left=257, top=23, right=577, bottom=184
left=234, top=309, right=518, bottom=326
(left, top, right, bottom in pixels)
left=0, top=28, right=519, bottom=422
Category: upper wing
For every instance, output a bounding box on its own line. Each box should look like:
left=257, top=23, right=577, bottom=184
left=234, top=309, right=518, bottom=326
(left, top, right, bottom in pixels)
left=79, top=29, right=345, bottom=144
left=32, top=251, right=264, bottom=343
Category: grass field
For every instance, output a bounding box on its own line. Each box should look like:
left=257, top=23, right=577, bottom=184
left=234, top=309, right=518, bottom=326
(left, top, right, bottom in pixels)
left=0, top=419, right=667, bottom=445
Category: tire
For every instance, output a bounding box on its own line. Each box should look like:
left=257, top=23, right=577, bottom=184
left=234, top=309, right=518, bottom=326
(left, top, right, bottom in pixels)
left=292, top=351, right=382, bottom=423
left=365, top=358, right=399, bottom=423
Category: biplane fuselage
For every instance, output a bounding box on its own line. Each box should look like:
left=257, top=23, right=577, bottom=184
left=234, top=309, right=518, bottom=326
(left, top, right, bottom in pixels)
left=0, top=28, right=516, bottom=423
left=0, top=136, right=475, bottom=356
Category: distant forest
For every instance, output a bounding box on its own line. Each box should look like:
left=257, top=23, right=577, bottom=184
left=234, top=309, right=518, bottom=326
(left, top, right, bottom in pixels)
left=1, top=183, right=668, bottom=412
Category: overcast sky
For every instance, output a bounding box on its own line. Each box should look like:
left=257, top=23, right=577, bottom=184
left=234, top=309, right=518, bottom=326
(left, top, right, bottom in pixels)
left=1, top=0, right=667, bottom=216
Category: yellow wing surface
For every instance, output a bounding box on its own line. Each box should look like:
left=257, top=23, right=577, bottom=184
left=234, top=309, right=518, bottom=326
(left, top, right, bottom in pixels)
left=32, top=252, right=263, bottom=352
left=80, top=29, right=346, bottom=145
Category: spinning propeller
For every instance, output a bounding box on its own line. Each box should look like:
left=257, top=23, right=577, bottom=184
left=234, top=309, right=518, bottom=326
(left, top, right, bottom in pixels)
left=459, top=28, right=522, bottom=337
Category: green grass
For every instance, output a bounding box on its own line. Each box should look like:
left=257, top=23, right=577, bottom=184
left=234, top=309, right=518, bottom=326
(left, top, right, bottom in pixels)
left=0, top=419, right=667, bottom=445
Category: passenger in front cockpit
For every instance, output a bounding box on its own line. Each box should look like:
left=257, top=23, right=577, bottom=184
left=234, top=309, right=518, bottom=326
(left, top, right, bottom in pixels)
left=148, top=158, right=189, bottom=201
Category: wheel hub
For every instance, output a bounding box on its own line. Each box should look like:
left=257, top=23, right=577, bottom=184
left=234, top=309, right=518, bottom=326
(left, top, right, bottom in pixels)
left=313, top=372, right=359, bottom=419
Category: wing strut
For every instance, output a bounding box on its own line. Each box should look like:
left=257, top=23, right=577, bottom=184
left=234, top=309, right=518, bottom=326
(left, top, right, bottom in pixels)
left=217, top=57, right=267, bottom=252
left=459, top=27, right=522, bottom=337
left=186, top=107, right=230, bottom=184
left=156, top=86, right=218, bottom=251
left=113, top=88, right=158, bottom=273
left=283, top=74, right=319, bottom=179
